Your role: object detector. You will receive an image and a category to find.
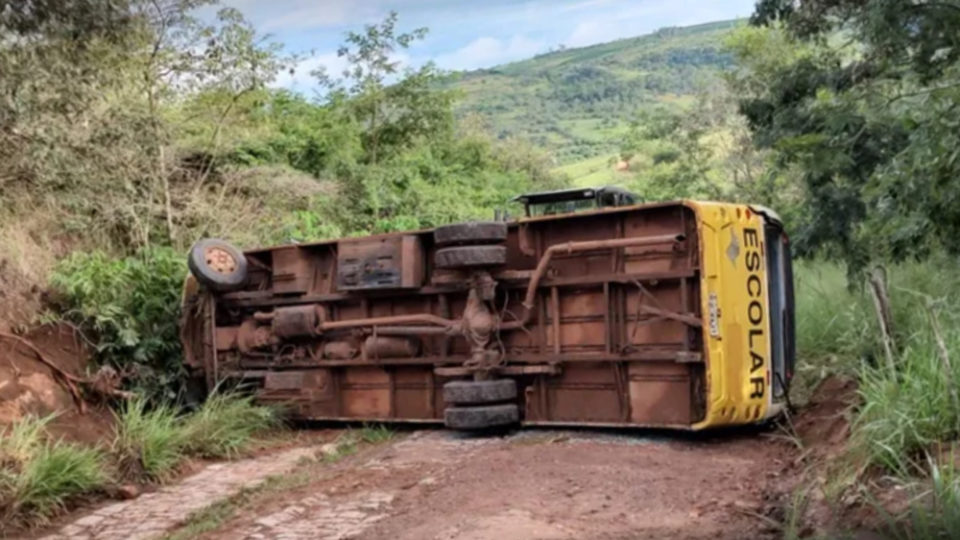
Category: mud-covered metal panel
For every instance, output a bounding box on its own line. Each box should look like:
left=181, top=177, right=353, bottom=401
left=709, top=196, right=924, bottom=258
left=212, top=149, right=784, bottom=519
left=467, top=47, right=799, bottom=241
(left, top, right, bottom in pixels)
left=628, top=362, right=692, bottom=425
left=257, top=369, right=337, bottom=417
left=544, top=364, right=623, bottom=422
left=392, top=368, right=437, bottom=419
left=340, top=367, right=391, bottom=417
left=336, top=235, right=424, bottom=291
left=271, top=247, right=312, bottom=294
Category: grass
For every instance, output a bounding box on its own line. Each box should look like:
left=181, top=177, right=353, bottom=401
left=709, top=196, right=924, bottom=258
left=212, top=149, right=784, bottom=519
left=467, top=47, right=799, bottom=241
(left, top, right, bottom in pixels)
left=321, top=434, right=359, bottom=463
left=791, top=257, right=960, bottom=403
left=0, top=392, right=282, bottom=531
left=872, top=461, right=960, bottom=540
left=181, top=393, right=279, bottom=459
left=358, top=424, right=395, bottom=445
left=781, top=486, right=811, bottom=540
left=112, top=398, right=188, bottom=481
left=791, top=256, right=960, bottom=534
left=793, top=258, right=960, bottom=476
left=0, top=392, right=283, bottom=533
left=113, top=392, right=280, bottom=481
left=854, top=326, right=960, bottom=477
left=0, top=415, right=109, bottom=527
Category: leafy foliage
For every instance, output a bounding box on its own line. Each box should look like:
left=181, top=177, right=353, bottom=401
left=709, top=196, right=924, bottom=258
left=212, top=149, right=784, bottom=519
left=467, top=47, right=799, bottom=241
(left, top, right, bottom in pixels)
left=50, top=248, right=186, bottom=400
left=733, top=1, right=960, bottom=273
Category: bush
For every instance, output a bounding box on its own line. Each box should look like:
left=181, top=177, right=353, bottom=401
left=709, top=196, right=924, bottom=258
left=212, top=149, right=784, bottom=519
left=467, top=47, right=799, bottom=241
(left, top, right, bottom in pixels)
left=50, top=247, right=187, bottom=401
left=0, top=416, right=109, bottom=526
left=181, top=393, right=279, bottom=459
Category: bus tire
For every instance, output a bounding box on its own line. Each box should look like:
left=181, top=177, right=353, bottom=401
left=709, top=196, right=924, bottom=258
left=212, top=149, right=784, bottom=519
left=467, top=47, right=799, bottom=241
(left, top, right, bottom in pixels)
left=434, top=245, right=506, bottom=269
left=444, top=404, right=519, bottom=430
left=188, top=238, right=248, bottom=292
left=434, top=221, right=507, bottom=246
left=443, top=379, right=517, bottom=405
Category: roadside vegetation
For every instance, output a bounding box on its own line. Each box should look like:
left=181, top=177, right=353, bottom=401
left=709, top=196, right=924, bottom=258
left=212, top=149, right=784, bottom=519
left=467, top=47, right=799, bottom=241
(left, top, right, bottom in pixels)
left=0, top=393, right=277, bottom=530
left=1, top=0, right=960, bottom=537
left=0, top=416, right=109, bottom=526
left=739, top=0, right=960, bottom=534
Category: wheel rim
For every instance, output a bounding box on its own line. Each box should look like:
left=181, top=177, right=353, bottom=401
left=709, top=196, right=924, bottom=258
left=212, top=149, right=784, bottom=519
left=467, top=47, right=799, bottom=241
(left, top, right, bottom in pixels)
left=204, top=246, right=237, bottom=275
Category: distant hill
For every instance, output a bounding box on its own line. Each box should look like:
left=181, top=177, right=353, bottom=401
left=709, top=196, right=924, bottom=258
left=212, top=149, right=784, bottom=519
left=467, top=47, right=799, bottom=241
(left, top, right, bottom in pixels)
left=447, top=20, right=742, bottom=168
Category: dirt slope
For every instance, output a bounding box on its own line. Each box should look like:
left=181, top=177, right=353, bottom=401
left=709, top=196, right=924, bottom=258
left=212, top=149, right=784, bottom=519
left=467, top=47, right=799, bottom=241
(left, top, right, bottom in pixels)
left=204, top=429, right=794, bottom=540
left=0, top=323, right=113, bottom=443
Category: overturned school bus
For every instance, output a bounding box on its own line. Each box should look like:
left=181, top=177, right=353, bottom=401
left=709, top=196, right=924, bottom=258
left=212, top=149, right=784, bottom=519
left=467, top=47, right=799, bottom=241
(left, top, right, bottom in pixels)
left=180, top=187, right=795, bottom=430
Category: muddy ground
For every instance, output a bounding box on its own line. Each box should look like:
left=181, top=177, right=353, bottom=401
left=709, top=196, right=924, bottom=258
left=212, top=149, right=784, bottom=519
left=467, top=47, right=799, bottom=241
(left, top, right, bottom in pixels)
left=191, top=377, right=853, bottom=540
left=24, top=376, right=862, bottom=540
left=197, top=428, right=795, bottom=540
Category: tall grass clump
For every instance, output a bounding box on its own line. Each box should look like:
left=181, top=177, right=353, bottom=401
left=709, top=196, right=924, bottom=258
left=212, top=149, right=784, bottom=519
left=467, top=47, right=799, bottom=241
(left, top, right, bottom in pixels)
left=793, top=257, right=960, bottom=398
left=113, top=393, right=280, bottom=481
left=854, top=320, right=960, bottom=477
left=794, top=261, right=874, bottom=366
left=181, top=393, right=279, bottom=459
left=0, top=416, right=109, bottom=526
left=112, top=398, right=187, bottom=481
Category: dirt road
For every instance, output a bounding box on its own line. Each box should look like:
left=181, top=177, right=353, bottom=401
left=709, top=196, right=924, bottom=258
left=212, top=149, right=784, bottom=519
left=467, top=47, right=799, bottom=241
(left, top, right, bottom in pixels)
left=202, top=428, right=791, bottom=540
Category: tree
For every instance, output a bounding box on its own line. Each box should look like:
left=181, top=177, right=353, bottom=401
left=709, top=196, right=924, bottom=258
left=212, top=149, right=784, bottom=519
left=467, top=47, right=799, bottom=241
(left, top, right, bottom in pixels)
left=314, top=11, right=451, bottom=165
left=620, top=105, right=718, bottom=200
left=0, top=0, right=289, bottom=249
left=733, top=1, right=960, bottom=272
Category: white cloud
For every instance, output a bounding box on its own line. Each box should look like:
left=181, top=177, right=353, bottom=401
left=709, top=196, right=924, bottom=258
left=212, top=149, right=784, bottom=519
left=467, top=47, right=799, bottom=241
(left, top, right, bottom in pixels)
left=434, top=35, right=544, bottom=70
left=562, top=0, right=746, bottom=49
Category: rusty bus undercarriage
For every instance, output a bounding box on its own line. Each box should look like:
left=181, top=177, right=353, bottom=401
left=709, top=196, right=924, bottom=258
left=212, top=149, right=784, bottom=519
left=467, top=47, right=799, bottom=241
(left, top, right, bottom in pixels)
left=181, top=201, right=736, bottom=429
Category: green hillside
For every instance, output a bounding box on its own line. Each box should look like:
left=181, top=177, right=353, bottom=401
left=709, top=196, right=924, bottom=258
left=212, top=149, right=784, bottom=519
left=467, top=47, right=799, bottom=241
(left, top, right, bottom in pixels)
left=448, top=20, right=742, bottom=168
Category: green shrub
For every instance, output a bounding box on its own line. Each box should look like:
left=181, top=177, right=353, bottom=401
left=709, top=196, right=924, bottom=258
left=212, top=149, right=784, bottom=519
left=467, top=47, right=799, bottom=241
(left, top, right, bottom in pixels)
left=50, top=247, right=187, bottom=401
left=181, top=393, right=279, bottom=459
left=112, top=398, right=187, bottom=481
left=0, top=416, right=109, bottom=525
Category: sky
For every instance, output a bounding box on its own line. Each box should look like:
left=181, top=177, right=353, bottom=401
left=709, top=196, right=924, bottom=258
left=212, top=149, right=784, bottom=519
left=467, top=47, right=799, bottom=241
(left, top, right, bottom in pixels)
left=216, top=0, right=758, bottom=92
